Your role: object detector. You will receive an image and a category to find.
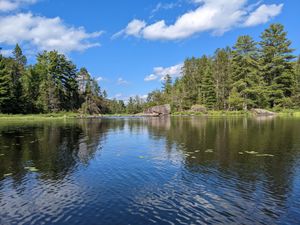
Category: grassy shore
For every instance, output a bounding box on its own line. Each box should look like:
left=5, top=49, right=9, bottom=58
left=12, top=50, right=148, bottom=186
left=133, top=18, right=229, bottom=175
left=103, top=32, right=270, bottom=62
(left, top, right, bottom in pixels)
left=0, top=109, right=300, bottom=121
left=0, top=112, right=79, bottom=120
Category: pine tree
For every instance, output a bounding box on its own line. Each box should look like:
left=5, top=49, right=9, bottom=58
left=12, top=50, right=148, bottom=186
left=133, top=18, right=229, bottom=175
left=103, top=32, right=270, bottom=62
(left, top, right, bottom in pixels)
left=231, top=35, right=263, bottom=109
left=10, top=44, right=27, bottom=113
left=200, top=61, right=216, bottom=109
left=13, top=44, right=27, bottom=66
left=213, top=48, right=232, bottom=110
left=260, top=24, right=296, bottom=107
left=228, top=87, right=245, bottom=110
left=292, top=56, right=300, bottom=107
left=182, top=57, right=202, bottom=108
left=0, top=54, right=11, bottom=113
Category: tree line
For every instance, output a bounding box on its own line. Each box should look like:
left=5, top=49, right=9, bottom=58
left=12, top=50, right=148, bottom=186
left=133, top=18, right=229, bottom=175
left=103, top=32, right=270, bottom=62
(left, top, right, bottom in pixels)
left=0, top=45, right=118, bottom=114
left=0, top=23, right=299, bottom=115
left=146, top=23, right=300, bottom=111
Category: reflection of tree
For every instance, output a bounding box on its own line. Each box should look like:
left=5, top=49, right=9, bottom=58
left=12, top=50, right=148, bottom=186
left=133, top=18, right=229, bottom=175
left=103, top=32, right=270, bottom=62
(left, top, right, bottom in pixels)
left=145, top=117, right=300, bottom=208
left=0, top=119, right=125, bottom=183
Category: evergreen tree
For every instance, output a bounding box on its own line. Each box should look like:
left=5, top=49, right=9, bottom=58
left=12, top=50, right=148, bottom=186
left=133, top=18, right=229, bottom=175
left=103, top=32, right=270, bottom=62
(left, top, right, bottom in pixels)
left=79, top=68, right=103, bottom=114
left=10, top=44, right=27, bottom=113
left=260, top=23, right=296, bottom=107
left=22, top=66, right=42, bottom=113
left=13, top=44, right=27, bottom=66
left=292, top=56, right=300, bottom=107
left=200, top=61, right=216, bottom=109
left=228, top=87, right=245, bottom=110
left=231, top=35, right=263, bottom=109
left=0, top=54, right=11, bottom=113
left=213, top=48, right=232, bottom=110
left=182, top=57, right=202, bottom=108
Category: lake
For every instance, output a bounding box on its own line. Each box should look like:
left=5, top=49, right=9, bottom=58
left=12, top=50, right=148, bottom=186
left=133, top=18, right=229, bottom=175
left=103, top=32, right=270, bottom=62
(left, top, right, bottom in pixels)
left=0, top=117, right=300, bottom=225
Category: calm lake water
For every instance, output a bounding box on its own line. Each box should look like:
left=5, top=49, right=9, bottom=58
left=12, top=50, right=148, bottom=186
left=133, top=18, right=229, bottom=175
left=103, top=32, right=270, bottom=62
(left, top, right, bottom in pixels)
left=0, top=117, right=300, bottom=225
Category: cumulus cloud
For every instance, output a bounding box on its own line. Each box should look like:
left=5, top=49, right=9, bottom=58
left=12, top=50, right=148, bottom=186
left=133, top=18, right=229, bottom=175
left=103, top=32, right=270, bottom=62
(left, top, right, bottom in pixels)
left=244, top=4, right=283, bottom=27
left=0, top=0, right=37, bottom=12
left=144, top=63, right=183, bottom=82
left=0, top=48, right=12, bottom=56
left=112, top=19, right=146, bottom=39
left=117, top=77, right=129, bottom=85
left=0, top=13, right=102, bottom=53
left=96, top=76, right=105, bottom=82
left=150, top=2, right=181, bottom=17
left=116, top=0, right=283, bottom=40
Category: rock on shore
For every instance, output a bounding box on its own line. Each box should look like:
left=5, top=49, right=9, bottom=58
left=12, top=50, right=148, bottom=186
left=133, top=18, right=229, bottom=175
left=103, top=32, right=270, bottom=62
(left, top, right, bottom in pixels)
left=143, top=104, right=171, bottom=116
left=251, top=108, right=277, bottom=116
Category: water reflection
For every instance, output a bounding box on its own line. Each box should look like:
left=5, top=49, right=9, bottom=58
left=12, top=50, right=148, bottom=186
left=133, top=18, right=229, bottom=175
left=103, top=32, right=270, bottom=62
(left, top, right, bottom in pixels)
left=0, top=117, right=299, bottom=225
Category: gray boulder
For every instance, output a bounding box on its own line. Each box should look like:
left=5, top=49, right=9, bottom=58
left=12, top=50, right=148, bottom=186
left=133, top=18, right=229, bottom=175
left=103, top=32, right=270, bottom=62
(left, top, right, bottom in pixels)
left=144, top=104, right=171, bottom=116
left=251, top=108, right=276, bottom=116
left=190, top=105, right=207, bottom=113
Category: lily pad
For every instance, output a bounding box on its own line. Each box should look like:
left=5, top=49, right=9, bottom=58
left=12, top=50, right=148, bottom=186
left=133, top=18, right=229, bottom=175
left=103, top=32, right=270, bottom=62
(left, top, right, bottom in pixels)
left=205, top=149, right=214, bottom=153
left=256, top=154, right=274, bottom=157
left=4, top=173, right=12, bottom=177
left=0, top=154, right=4, bottom=157
left=138, top=156, right=145, bottom=159
left=238, top=152, right=244, bottom=155
left=245, top=151, right=259, bottom=155
left=25, top=167, right=39, bottom=172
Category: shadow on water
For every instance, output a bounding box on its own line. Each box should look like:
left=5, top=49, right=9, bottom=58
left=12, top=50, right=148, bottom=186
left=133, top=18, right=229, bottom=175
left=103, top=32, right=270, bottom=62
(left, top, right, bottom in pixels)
left=0, top=117, right=299, bottom=224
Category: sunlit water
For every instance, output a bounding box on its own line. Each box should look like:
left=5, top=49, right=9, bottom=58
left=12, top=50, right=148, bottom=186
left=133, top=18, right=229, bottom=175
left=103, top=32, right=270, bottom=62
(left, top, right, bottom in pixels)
left=0, top=117, right=300, bottom=225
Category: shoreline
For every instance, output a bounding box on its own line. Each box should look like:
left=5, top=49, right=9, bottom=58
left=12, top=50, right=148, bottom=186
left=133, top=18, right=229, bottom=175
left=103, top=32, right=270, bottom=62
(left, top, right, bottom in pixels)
left=0, top=110, right=300, bottom=121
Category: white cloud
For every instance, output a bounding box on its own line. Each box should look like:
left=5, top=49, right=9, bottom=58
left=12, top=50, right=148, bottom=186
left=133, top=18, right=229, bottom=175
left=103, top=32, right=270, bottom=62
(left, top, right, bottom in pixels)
left=0, top=13, right=102, bottom=53
left=0, top=0, right=37, bottom=12
left=115, top=93, right=123, bottom=98
left=112, top=19, right=146, bottom=39
left=151, top=2, right=181, bottom=16
left=96, top=76, right=104, bottom=82
left=244, top=4, right=283, bottom=27
left=117, top=77, right=129, bottom=85
left=144, top=74, right=158, bottom=81
left=145, top=63, right=183, bottom=82
left=117, top=0, right=283, bottom=40
left=0, top=48, right=12, bottom=56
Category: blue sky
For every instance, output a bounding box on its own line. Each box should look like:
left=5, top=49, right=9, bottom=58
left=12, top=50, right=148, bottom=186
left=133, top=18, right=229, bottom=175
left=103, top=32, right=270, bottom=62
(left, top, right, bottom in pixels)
left=0, top=0, right=299, bottom=100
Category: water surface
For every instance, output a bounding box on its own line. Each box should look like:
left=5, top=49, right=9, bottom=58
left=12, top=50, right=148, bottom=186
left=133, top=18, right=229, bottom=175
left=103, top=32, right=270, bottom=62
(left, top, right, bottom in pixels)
left=0, top=117, right=300, bottom=225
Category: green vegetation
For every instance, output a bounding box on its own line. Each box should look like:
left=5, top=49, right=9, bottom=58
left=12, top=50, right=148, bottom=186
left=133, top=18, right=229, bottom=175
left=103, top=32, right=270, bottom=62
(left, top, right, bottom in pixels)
left=145, top=24, right=300, bottom=113
left=0, top=23, right=300, bottom=116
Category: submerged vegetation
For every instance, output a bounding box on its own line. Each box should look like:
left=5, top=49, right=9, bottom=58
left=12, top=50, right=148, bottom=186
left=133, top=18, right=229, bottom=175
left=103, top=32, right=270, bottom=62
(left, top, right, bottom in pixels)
left=0, top=23, right=300, bottom=116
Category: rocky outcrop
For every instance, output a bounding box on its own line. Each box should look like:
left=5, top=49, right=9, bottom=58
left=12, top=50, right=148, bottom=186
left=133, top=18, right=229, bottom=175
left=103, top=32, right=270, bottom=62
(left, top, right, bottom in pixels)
left=251, top=108, right=277, bottom=116
left=190, top=105, right=207, bottom=113
left=144, top=104, right=171, bottom=116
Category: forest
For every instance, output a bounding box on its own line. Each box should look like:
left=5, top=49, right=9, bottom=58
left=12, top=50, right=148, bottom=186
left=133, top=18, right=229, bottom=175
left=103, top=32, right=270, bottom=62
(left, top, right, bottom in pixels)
left=145, top=23, right=300, bottom=112
left=0, top=23, right=299, bottom=115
